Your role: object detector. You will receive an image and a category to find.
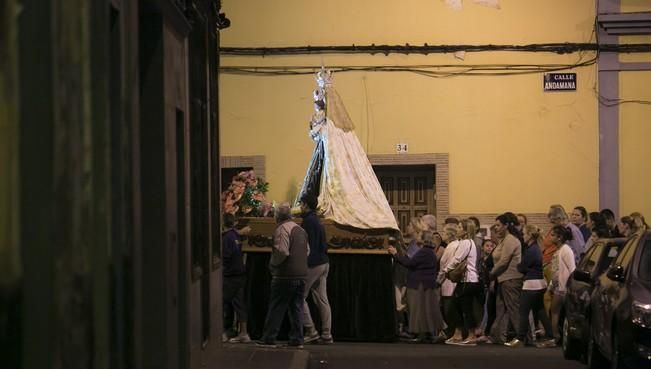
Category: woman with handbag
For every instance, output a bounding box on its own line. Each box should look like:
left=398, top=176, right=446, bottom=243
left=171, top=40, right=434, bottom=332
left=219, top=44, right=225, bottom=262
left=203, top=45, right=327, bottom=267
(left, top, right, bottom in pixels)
left=438, top=223, right=460, bottom=339
left=441, top=219, right=481, bottom=346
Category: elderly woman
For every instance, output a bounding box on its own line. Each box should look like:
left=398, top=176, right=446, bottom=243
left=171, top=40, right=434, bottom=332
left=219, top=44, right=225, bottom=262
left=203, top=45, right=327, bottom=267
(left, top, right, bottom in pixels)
left=405, top=217, right=424, bottom=258
left=420, top=214, right=437, bottom=233
left=388, top=231, right=446, bottom=343
left=394, top=217, right=424, bottom=337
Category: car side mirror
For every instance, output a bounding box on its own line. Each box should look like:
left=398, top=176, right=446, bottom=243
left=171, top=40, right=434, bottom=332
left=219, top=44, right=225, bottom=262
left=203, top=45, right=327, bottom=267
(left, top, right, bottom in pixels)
left=606, top=265, right=625, bottom=282
left=572, top=269, right=592, bottom=283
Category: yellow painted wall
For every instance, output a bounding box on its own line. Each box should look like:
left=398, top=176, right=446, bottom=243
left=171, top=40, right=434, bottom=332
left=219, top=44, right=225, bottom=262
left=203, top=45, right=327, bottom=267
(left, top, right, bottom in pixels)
left=619, top=0, right=651, bottom=218
left=622, top=0, right=651, bottom=13
left=619, top=72, right=651, bottom=218
left=220, top=0, right=602, bottom=214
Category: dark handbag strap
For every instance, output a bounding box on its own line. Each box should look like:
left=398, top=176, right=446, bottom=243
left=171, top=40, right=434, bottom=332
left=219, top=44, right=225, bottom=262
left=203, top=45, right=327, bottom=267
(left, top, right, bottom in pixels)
left=446, top=240, right=472, bottom=276
left=459, top=240, right=472, bottom=262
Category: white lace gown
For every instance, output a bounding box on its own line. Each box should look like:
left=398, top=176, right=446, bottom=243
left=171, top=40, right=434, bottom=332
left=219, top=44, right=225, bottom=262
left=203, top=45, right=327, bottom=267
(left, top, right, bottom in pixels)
left=314, top=118, right=398, bottom=230
left=303, top=82, right=398, bottom=231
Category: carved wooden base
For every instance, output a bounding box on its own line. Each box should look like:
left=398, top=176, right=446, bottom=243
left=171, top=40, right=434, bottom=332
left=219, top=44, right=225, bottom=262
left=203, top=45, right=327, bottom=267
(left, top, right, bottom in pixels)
left=238, top=216, right=399, bottom=253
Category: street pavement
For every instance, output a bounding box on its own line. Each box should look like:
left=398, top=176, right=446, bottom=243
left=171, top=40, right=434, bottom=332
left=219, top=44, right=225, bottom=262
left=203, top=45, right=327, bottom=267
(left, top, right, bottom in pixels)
left=218, top=342, right=586, bottom=369
left=306, top=342, right=585, bottom=369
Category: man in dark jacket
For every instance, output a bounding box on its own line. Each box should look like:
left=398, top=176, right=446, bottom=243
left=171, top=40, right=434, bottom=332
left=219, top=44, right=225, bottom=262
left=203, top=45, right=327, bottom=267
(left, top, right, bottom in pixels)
left=299, top=193, right=333, bottom=344
left=256, top=203, right=309, bottom=348
left=222, top=213, right=250, bottom=343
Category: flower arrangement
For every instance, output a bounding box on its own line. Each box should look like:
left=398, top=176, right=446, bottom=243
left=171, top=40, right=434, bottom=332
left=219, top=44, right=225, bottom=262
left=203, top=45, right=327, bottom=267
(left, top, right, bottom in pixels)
left=221, top=170, right=272, bottom=217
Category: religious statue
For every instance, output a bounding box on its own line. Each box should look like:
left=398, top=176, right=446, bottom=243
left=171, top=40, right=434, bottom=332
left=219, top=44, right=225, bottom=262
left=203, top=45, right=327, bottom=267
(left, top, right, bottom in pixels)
left=296, top=68, right=398, bottom=230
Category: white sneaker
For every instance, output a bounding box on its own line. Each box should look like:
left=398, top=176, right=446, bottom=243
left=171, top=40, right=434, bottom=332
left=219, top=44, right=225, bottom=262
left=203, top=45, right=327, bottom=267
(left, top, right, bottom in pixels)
left=304, top=331, right=320, bottom=344
left=504, top=338, right=524, bottom=348
left=476, top=335, right=489, bottom=343
left=228, top=334, right=251, bottom=343
left=535, top=338, right=557, bottom=348
left=458, top=338, right=477, bottom=346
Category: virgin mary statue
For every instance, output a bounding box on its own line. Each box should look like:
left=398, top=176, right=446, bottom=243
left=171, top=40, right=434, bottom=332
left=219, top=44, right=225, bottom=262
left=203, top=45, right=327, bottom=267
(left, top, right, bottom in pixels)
left=296, top=68, right=398, bottom=231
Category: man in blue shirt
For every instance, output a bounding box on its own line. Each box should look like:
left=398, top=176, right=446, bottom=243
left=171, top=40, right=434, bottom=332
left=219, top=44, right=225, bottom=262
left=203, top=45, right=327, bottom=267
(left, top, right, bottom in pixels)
left=299, top=193, right=333, bottom=344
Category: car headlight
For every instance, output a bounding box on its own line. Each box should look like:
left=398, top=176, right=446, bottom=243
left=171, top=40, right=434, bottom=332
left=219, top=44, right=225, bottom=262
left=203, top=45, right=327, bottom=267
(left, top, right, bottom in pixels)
left=632, top=301, right=651, bottom=328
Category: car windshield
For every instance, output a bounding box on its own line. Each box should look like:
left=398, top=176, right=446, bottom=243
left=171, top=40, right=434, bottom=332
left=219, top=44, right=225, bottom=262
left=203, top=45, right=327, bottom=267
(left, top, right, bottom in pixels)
left=639, top=240, right=651, bottom=281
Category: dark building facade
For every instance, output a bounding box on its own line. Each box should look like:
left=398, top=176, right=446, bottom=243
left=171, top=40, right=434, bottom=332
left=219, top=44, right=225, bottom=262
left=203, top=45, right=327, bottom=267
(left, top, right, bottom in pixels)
left=1, top=1, right=226, bottom=368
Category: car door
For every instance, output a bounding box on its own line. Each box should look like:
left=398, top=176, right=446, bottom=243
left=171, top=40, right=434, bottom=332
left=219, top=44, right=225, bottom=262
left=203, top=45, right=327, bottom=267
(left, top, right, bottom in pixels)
left=567, top=243, right=600, bottom=325
left=593, top=234, right=640, bottom=357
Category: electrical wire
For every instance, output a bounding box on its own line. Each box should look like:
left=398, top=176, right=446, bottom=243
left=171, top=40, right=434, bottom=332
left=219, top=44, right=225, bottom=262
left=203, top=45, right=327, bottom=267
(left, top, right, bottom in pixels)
left=595, top=89, right=651, bottom=107
left=220, top=57, right=597, bottom=78
left=220, top=43, right=651, bottom=56
left=221, top=35, right=651, bottom=105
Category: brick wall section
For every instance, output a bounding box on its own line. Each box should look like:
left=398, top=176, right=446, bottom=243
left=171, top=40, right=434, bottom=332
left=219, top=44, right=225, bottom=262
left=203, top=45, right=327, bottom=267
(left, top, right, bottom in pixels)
left=220, top=155, right=266, bottom=180
left=367, top=153, right=549, bottom=232
left=368, top=153, right=449, bottom=229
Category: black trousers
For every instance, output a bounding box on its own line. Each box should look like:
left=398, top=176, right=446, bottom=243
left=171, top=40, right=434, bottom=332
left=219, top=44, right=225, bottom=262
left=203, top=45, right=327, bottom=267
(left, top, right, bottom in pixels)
left=485, top=284, right=497, bottom=336
left=453, top=282, right=482, bottom=332
left=517, top=289, right=553, bottom=341
left=223, top=275, right=248, bottom=332
left=442, top=296, right=459, bottom=336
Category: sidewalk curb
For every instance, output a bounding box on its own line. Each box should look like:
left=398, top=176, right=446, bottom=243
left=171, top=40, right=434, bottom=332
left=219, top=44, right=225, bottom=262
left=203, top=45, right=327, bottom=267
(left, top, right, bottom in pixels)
left=288, top=349, right=310, bottom=369
left=213, top=344, right=310, bottom=369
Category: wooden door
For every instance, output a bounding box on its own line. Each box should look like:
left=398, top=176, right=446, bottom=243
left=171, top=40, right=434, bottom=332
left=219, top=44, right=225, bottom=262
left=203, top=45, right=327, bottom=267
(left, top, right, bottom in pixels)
left=373, top=165, right=435, bottom=233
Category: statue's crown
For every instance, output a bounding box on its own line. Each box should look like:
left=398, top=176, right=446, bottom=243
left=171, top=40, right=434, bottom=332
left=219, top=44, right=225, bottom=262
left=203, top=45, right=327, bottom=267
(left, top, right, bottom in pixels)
left=315, top=67, right=332, bottom=88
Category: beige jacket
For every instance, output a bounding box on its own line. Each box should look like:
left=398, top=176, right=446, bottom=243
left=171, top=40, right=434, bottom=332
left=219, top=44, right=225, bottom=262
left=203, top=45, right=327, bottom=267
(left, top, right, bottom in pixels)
left=490, top=233, right=524, bottom=283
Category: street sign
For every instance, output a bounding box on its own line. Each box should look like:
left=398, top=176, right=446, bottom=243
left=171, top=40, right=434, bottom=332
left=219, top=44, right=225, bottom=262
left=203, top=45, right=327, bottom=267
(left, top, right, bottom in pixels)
left=544, top=73, right=577, bottom=92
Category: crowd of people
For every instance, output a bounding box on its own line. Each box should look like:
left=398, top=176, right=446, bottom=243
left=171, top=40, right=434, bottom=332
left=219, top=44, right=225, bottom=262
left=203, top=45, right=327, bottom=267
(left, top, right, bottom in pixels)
left=390, top=206, right=648, bottom=348
left=221, top=199, right=648, bottom=349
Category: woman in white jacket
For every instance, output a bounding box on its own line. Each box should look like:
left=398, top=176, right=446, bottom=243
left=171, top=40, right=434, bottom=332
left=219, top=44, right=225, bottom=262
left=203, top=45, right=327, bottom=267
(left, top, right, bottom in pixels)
left=548, top=224, right=576, bottom=341
left=442, top=219, right=480, bottom=346
left=439, top=224, right=460, bottom=339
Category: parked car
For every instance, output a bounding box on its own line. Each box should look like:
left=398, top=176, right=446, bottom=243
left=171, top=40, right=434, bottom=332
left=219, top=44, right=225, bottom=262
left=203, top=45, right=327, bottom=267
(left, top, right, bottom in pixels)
left=562, top=238, right=626, bottom=361
left=587, top=229, right=651, bottom=369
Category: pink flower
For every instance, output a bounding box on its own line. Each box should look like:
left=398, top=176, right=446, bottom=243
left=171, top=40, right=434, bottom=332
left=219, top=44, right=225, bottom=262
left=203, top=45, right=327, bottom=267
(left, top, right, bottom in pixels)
left=252, top=191, right=265, bottom=202
left=231, top=182, right=245, bottom=196
left=222, top=201, right=238, bottom=214
left=221, top=170, right=269, bottom=217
